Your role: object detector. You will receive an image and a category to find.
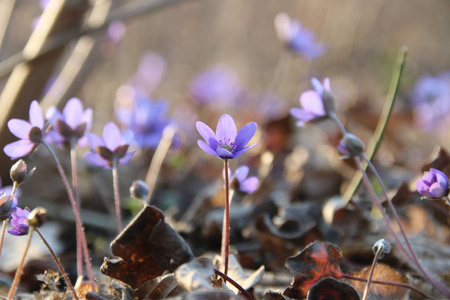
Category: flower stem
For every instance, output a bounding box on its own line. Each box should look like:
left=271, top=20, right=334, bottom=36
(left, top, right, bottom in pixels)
left=0, top=183, right=18, bottom=258
left=214, top=268, right=253, bottom=300
left=220, top=159, right=230, bottom=275
left=112, top=161, right=122, bottom=232
left=363, top=156, right=450, bottom=297
left=342, top=273, right=434, bottom=299
left=6, top=229, right=33, bottom=300
left=35, top=228, right=79, bottom=300
left=42, top=140, right=95, bottom=291
left=70, top=142, right=84, bottom=279
left=362, top=246, right=383, bottom=300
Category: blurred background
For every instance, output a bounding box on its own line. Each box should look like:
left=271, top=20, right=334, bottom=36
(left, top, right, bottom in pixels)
left=1, top=0, right=450, bottom=291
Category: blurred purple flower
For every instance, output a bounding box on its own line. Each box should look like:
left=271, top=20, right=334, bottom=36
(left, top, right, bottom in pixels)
left=0, top=195, right=17, bottom=221
left=230, top=166, right=259, bottom=194
left=107, top=20, right=126, bottom=44
left=8, top=207, right=30, bottom=236
left=131, top=52, right=166, bottom=95
left=416, top=168, right=449, bottom=199
left=274, top=13, right=324, bottom=60
left=290, top=78, right=331, bottom=126
left=45, top=97, right=93, bottom=148
left=115, top=86, right=171, bottom=149
left=85, top=122, right=135, bottom=169
left=189, top=67, right=241, bottom=105
left=411, top=73, right=450, bottom=130
left=4, top=100, right=45, bottom=159
left=196, top=114, right=257, bottom=159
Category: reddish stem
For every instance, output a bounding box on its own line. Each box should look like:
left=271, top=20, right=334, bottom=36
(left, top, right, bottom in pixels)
left=220, top=159, right=230, bottom=275
left=214, top=269, right=253, bottom=300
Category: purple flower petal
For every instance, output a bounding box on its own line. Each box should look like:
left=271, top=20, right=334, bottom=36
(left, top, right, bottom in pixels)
left=87, top=133, right=104, bottom=150
left=82, top=108, right=93, bottom=131
left=4, top=140, right=35, bottom=159
left=234, top=166, right=249, bottom=183
left=311, top=77, right=323, bottom=94
left=216, top=114, right=237, bottom=141
left=197, top=140, right=219, bottom=157
left=290, top=108, right=318, bottom=124
left=63, top=98, right=83, bottom=129
left=323, top=78, right=331, bottom=91
left=216, top=147, right=234, bottom=158
left=196, top=121, right=216, bottom=144
left=7, top=119, right=32, bottom=139
left=118, top=151, right=135, bottom=165
left=29, top=100, right=44, bottom=129
left=300, top=91, right=325, bottom=115
left=46, top=106, right=62, bottom=125
left=85, top=152, right=109, bottom=168
left=103, top=122, right=123, bottom=151
left=234, top=122, right=257, bottom=150
left=428, top=182, right=447, bottom=198
left=431, top=168, right=448, bottom=185
left=230, top=143, right=257, bottom=158
left=240, top=177, right=259, bottom=194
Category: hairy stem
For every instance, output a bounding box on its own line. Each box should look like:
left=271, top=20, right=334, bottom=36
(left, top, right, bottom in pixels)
left=70, top=142, right=83, bottom=279
left=112, top=161, right=122, bottom=232
left=362, top=246, right=383, bottom=300
left=214, top=268, right=253, bottom=300
left=6, top=229, right=33, bottom=300
left=364, top=156, right=450, bottom=296
left=343, top=273, right=434, bottom=299
left=42, top=141, right=95, bottom=291
left=35, top=228, right=79, bottom=300
left=220, top=159, right=230, bottom=275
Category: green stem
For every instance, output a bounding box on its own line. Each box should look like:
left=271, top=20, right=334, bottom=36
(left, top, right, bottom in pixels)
left=35, top=228, right=79, bottom=300
left=220, top=159, right=230, bottom=275
left=343, top=47, right=407, bottom=203
left=42, top=140, right=95, bottom=291
left=70, top=142, right=83, bottom=279
left=112, top=161, right=122, bottom=232
left=6, top=229, right=33, bottom=300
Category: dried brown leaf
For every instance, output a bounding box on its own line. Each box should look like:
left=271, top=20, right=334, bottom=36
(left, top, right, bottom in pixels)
left=175, top=258, right=216, bottom=292
left=307, top=277, right=360, bottom=300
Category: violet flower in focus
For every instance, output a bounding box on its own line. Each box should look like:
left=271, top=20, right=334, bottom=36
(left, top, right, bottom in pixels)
left=115, top=86, right=171, bottom=149
left=290, top=78, right=332, bottom=126
left=4, top=100, right=45, bottom=159
left=46, top=97, right=93, bottom=147
left=196, top=114, right=257, bottom=159
left=8, top=207, right=30, bottom=236
left=230, top=166, right=259, bottom=194
left=416, top=168, right=449, bottom=199
left=189, top=67, right=241, bottom=105
left=274, top=13, right=324, bottom=60
left=85, top=122, right=135, bottom=169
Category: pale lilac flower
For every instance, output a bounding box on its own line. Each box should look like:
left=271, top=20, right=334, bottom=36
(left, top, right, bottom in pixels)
left=229, top=166, right=259, bottom=194
left=4, top=101, right=45, bottom=159
left=189, top=67, right=241, bottom=105
left=196, top=114, right=257, bottom=159
left=416, top=168, right=449, bottom=199
left=274, top=13, right=324, bottom=60
left=131, top=52, right=166, bottom=94
left=45, top=97, right=93, bottom=147
left=8, top=207, right=30, bottom=236
left=115, top=86, right=170, bottom=149
left=85, top=122, right=135, bottom=169
left=107, top=20, right=126, bottom=44
left=290, top=78, right=331, bottom=126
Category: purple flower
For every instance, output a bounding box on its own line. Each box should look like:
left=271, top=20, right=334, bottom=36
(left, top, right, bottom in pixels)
left=274, top=13, right=324, bottom=60
left=4, top=100, right=45, bottom=159
left=115, top=87, right=170, bottom=149
left=196, top=114, right=257, bottom=159
left=45, top=97, right=93, bottom=147
left=85, top=122, right=135, bottom=169
left=189, top=67, right=241, bottom=105
left=416, top=168, right=449, bottom=199
left=131, top=52, right=166, bottom=94
left=290, top=78, right=331, bottom=126
left=8, top=207, right=30, bottom=236
left=0, top=195, right=17, bottom=221
left=229, top=166, right=259, bottom=194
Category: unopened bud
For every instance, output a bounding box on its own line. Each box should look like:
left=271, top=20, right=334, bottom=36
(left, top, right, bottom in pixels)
left=27, top=207, right=47, bottom=228
left=321, top=89, right=336, bottom=116
left=0, top=195, right=17, bottom=221
left=130, top=180, right=149, bottom=201
left=373, top=239, right=391, bottom=259
left=10, top=159, right=36, bottom=186
left=341, top=133, right=365, bottom=157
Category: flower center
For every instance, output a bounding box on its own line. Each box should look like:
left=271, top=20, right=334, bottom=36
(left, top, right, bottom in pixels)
left=218, top=137, right=236, bottom=152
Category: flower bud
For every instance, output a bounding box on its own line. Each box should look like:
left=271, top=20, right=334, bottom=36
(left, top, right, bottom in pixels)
left=130, top=180, right=149, bottom=201
left=373, top=239, right=391, bottom=259
left=0, top=195, right=17, bottom=221
left=321, top=89, right=336, bottom=116
left=10, top=159, right=36, bottom=186
left=27, top=207, right=47, bottom=228
left=416, top=168, right=449, bottom=199
left=338, top=133, right=365, bottom=157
